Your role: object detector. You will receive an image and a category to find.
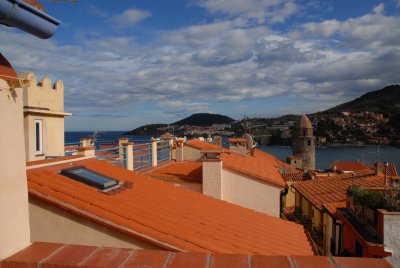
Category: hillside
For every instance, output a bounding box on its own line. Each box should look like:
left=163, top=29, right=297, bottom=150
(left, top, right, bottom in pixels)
left=323, top=85, right=400, bottom=116
left=124, top=113, right=235, bottom=135
left=172, top=113, right=235, bottom=126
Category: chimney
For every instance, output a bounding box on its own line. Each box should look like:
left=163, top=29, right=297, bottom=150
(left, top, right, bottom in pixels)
left=0, top=73, right=31, bottom=258
left=201, top=150, right=223, bottom=199
left=176, top=140, right=184, bottom=162
left=374, top=162, right=382, bottom=176
left=228, top=138, right=248, bottom=155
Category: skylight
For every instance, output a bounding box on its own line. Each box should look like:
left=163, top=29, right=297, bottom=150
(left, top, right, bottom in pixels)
left=60, top=166, right=119, bottom=190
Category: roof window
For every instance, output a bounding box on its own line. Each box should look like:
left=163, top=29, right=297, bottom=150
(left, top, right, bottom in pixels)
left=60, top=166, right=119, bottom=190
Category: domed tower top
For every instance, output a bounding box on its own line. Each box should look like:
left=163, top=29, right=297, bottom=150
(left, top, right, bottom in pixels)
left=296, top=114, right=313, bottom=137
left=297, top=114, right=312, bottom=129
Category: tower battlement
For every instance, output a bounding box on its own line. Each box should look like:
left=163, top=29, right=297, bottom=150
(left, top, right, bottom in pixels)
left=20, top=72, right=64, bottom=112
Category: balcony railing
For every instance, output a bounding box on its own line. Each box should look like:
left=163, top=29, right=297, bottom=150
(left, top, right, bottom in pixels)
left=133, top=143, right=152, bottom=170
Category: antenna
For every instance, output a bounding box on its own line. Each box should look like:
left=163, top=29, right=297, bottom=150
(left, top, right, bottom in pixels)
left=244, top=133, right=255, bottom=150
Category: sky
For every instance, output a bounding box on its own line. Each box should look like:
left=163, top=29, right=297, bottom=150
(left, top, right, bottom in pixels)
left=1, top=0, right=400, bottom=131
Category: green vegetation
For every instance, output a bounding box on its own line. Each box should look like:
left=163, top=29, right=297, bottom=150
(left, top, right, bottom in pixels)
left=171, top=113, right=234, bottom=126
left=325, top=85, right=400, bottom=116
left=347, top=186, right=400, bottom=212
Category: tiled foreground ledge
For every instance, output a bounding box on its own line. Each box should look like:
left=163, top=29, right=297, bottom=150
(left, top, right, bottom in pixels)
left=1, top=242, right=392, bottom=268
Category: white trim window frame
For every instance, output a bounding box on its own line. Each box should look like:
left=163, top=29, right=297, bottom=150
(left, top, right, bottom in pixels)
left=35, top=119, right=43, bottom=155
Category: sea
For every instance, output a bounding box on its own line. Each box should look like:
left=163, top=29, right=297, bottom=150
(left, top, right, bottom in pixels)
left=65, top=131, right=400, bottom=170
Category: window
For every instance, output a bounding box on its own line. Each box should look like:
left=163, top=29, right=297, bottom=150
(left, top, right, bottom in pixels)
left=35, top=119, right=43, bottom=155
left=307, top=140, right=311, bottom=146
left=60, top=166, right=119, bottom=190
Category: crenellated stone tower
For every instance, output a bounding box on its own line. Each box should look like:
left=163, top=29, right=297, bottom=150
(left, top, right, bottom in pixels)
left=293, top=114, right=315, bottom=170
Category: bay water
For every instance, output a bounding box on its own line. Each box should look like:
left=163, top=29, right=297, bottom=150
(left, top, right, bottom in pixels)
left=66, top=131, right=400, bottom=170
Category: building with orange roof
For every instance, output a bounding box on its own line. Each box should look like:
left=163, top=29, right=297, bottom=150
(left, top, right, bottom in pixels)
left=336, top=184, right=400, bottom=266
left=157, top=139, right=285, bottom=217
left=0, top=7, right=394, bottom=268
left=291, top=166, right=399, bottom=261
left=1, top=242, right=393, bottom=268
left=26, top=156, right=313, bottom=256
left=331, top=161, right=369, bottom=172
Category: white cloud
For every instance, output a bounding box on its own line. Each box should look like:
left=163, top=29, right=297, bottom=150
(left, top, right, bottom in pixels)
left=303, top=5, right=400, bottom=50
left=110, top=9, right=151, bottom=28
left=1, top=3, right=399, bottom=129
left=194, top=0, right=299, bottom=24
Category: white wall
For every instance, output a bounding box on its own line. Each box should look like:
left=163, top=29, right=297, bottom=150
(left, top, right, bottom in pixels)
left=183, top=146, right=202, bottom=161
left=384, top=212, right=400, bottom=267
left=221, top=168, right=281, bottom=217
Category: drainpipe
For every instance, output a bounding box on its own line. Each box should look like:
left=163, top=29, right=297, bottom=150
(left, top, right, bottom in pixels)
left=333, top=220, right=342, bottom=256
left=384, top=162, right=389, bottom=187
left=0, top=0, right=60, bottom=39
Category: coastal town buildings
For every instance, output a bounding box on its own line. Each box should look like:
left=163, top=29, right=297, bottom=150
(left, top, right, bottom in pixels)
left=147, top=138, right=286, bottom=217
left=0, top=1, right=397, bottom=267
left=291, top=164, right=400, bottom=266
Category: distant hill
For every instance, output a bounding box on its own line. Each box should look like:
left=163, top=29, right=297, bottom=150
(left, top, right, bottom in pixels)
left=124, top=123, right=167, bottom=136
left=124, top=113, right=235, bottom=135
left=172, top=113, right=235, bottom=127
left=323, top=85, right=400, bottom=116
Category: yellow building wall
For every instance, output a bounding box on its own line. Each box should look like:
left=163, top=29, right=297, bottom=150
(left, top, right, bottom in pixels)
left=22, top=73, right=69, bottom=161
left=285, top=182, right=296, bottom=208
left=0, top=83, right=31, bottom=259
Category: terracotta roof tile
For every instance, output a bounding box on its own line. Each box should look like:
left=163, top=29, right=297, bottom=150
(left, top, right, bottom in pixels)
left=26, top=155, right=83, bottom=167
left=293, top=169, right=384, bottom=211
left=2, top=243, right=392, bottom=268
left=0, top=53, right=18, bottom=82
left=283, top=206, right=295, bottom=221
left=40, top=244, right=97, bottom=267
left=168, top=140, right=285, bottom=187
left=366, top=163, right=398, bottom=176
left=323, top=201, right=347, bottom=216
left=221, top=149, right=285, bottom=188
left=124, top=250, right=170, bottom=267
left=281, top=172, right=309, bottom=183
left=292, top=256, right=333, bottom=268
left=228, top=138, right=247, bottom=143
left=210, top=254, right=249, bottom=268
left=148, top=161, right=202, bottom=182
left=332, top=161, right=368, bottom=172
left=252, top=256, right=291, bottom=268
left=168, top=252, right=209, bottom=268
left=80, top=247, right=132, bottom=268
left=186, top=139, right=225, bottom=151
left=332, top=257, right=392, bottom=268
left=27, top=158, right=312, bottom=255
left=0, top=242, right=64, bottom=267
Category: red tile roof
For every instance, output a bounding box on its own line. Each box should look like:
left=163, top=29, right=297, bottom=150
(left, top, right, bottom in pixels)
left=26, top=155, right=83, bottom=167
left=1, top=242, right=392, bottom=268
left=221, top=149, right=285, bottom=188
left=281, top=172, right=309, bottom=183
left=366, top=163, right=398, bottom=177
left=185, top=139, right=226, bottom=151
left=0, top=53, right=18, bottom=82
left=283, top=206, right=295, bottom=221
left=148, top=161, right=202, bottom=182
left=332, top=161, right=368, bottom=172
left=27, top=158, right=312, bottom=255
left=293, top=169, right=385, bottom=212
left=228, top=138, right=247, bottom=143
